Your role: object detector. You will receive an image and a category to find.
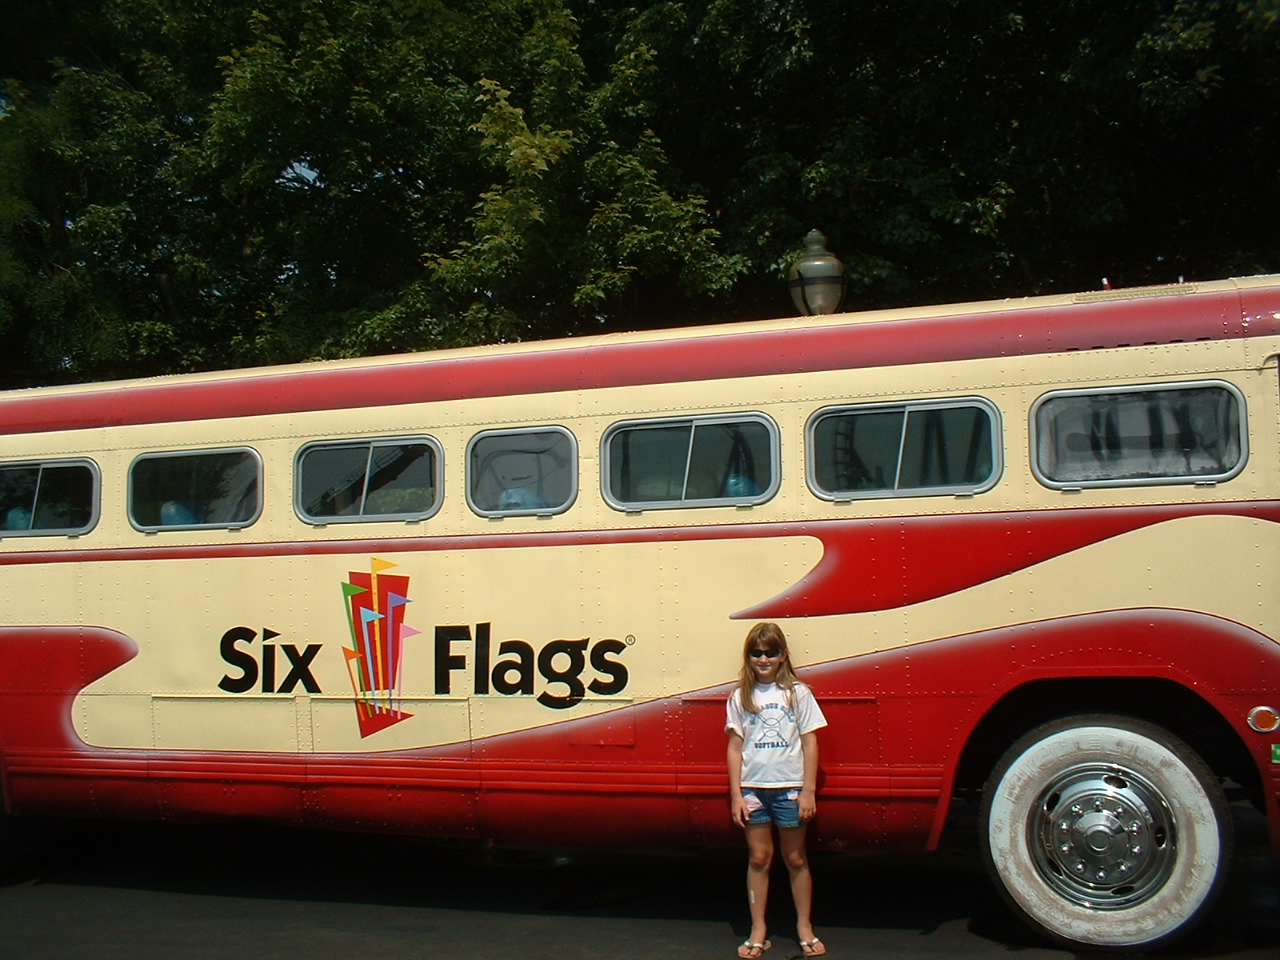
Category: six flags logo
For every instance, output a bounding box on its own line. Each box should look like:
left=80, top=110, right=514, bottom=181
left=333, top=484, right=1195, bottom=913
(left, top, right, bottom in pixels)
left=341, top=558, right=417, bottom=738
left=218, top=558, right=631, bottom=740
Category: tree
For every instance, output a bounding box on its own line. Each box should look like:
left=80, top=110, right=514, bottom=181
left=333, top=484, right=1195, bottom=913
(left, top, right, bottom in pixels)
left=2, top=0, right=1279, bottom=387
left=575, top=0, right=1280, bottom=307
left=0, top=0, right=744, bottom=384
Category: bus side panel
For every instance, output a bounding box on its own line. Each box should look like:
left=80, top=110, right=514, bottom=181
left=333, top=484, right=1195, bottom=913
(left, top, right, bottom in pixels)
left=152, top=753, right=306, bottom=824
left=793, top=608, right=1280, bottom=853
left=0, top=627, right=145, bottom=816
left=681, top=691, right=901, bottom=849
left=306, top=755, right=479, bottom=838
left=1, top=610, right=1276, bottom=854
left=473, top=699, right=687, bottom=846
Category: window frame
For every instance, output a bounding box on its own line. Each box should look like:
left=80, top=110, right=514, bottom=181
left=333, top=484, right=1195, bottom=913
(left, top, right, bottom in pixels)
left=0, top=457, right=101, bottom=538
left=294, top=435, right=445, bottom=525
left=466, top=425, right=579, bottom=518
left=805, top=397, right=1003, bottom=502
left=1029, top=379, right=1248, bottom=490
left=128, top=446, right=264, bottom=532
left=601, top=412, right=782, bottom=513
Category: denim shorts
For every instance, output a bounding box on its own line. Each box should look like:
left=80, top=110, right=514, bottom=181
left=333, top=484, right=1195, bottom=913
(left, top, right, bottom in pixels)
left=742, top=786, right=801, bottom=828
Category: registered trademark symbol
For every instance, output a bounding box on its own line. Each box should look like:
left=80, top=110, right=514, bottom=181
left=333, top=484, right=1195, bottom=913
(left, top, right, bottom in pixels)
left=625, top=634, right=636, bottom=645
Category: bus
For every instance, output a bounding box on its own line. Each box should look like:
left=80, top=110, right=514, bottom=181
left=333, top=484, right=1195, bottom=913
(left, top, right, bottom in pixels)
left=0, top=275, right=1277, bottom=950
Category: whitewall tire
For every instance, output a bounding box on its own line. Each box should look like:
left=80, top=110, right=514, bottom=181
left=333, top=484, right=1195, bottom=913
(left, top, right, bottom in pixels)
left=980, top=714, right=1231, bottom=949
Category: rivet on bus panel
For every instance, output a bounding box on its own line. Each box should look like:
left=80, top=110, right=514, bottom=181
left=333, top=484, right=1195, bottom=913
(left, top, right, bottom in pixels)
left=1246, top=705, right=1280, bottom=733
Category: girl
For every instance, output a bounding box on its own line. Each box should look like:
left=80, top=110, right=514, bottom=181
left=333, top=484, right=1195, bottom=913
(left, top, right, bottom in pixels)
left=726, top=622, right=828, bottom=958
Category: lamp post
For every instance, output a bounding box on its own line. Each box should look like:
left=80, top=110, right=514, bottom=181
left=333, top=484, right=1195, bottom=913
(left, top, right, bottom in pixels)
left=788, top=229, right=846, bottom=316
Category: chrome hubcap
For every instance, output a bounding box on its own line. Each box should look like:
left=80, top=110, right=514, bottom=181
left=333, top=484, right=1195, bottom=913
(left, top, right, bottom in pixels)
left=1031, top=765, right=1176, bottom=909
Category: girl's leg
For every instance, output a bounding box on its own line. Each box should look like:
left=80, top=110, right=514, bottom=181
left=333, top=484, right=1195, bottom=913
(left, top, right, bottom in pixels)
left=744, top=823, right=774, bottom=949
left=778, top=825, right=823, bottom=953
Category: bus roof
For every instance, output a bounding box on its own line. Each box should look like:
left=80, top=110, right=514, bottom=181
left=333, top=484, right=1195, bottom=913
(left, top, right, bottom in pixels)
left=4, top=276, right=1280, bottom=435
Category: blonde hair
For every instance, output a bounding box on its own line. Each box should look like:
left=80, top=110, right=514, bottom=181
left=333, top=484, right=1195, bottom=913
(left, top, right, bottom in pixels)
left=735, top=622, right=800, bottom=713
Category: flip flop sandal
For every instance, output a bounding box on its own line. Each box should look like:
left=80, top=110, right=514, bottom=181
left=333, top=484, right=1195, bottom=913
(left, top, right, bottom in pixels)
left=737, top=939, right=772, bottom=958
left=799, top=937, right=825, bottom=957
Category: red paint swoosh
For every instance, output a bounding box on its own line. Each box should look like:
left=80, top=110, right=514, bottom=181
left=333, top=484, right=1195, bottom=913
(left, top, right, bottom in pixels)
left=736, top=500, right=1280, bottom=618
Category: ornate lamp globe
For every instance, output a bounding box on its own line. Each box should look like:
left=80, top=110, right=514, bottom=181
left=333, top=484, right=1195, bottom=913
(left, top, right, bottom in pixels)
left=788, top=229, right=846, bottom=316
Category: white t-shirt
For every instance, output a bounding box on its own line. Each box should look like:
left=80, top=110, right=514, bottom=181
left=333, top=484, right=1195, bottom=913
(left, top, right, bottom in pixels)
left=725, top=681, right=828, bottom=788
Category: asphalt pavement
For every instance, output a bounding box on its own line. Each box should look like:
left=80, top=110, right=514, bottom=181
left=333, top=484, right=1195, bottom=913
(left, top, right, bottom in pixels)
left=0, top=803, right=1275, bottom=959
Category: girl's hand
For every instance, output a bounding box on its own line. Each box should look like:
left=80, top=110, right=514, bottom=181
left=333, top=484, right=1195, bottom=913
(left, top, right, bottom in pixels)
left=798, top=788, right=817, bottom=822
left=730, top=794, right=751, bottom=827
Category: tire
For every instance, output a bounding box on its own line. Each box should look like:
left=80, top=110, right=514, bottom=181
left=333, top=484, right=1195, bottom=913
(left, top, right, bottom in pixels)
left=980, top=714, right=1232, bottom=950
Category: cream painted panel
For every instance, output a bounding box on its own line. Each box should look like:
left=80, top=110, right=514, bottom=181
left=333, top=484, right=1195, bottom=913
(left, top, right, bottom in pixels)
left=58, top=516, right=1280, bottom=752
left=294, top=693, right=314, bottom=751
left=309, top=696, right=471, bottom=754
left=78, top=693, right=152, bottom=749
left=153, top=696, right=296, bottom=752
left=432, top=388, right=582, bottom=431
left=67, top=536, right=820, bottom=751
left=0, top=563, right=84, bottom=626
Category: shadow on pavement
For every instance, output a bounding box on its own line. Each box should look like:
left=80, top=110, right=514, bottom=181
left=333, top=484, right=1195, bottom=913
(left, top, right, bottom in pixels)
left=0, top=802, right=1274, bottom=959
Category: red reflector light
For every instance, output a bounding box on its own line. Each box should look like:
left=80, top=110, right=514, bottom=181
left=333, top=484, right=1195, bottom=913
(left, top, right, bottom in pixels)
left=1247, top=705, right=1280, bottom=734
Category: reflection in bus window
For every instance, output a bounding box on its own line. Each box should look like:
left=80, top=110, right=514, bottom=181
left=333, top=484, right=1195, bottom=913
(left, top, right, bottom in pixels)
left=809, top=400, right=998, bottom=499
left=468, top=427, right=576, bottom=516
left=130, top=449, right=261, bottom=530
left=0, top=461, right=97, bottom=535
left=297, top=439, right=440, bottom=522
left=1034, top=383, right=1245, bottom=487
left=604, top=415, right=777, bottom=510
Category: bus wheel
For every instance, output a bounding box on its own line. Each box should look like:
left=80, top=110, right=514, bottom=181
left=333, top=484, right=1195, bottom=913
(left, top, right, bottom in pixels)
left=980, top=714, right=1231, bottom=950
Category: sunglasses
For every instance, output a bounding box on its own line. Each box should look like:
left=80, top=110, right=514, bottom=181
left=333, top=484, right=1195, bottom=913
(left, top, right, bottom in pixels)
left=749, top=648, right=782, bottom=659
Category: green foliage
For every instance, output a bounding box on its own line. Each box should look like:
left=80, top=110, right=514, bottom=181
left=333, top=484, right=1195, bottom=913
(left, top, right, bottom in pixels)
left=431, top=9, right=746, bottom=337
left=2, top=0, right=1280, bottom=385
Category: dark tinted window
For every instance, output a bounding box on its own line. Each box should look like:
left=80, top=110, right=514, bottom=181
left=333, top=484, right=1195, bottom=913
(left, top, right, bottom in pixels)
left=0, top=461, right=97, bottom=535
left=1034, top=384, right=1244, bottom=486
left=468, top=428, right=576, bottom=516
left=810, top=401, right=997, bottom=498
left=130, top=449, right=260, bottom=529
left=298, top=439, right=439, bottom=521
left=605, top=416, right=777, bottom=509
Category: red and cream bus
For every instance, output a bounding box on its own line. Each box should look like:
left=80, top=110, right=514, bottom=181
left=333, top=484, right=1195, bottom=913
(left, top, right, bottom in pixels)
left=1, top=275, right=1278, bottom=949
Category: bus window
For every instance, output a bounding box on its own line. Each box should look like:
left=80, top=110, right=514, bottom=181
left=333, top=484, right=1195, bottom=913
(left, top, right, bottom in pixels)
left=296, top=438, right=441, bottom=523
left=129, top=448, right=262, bottom=531
left=0, top=459, right=98, bottom=536
left=808, top=399, right=1000, bottom=500
left=1032, top=381, right=1246, bottom=488
left=603, top=414, right=778, bottom=511
left=467, top=427, right=577, bottom=517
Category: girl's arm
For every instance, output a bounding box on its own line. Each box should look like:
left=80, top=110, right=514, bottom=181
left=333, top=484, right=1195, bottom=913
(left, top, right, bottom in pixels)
left=798, top=730, right=819, bottom=821
left=727, top=732, right=750, bottom=826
